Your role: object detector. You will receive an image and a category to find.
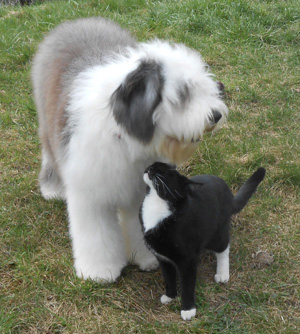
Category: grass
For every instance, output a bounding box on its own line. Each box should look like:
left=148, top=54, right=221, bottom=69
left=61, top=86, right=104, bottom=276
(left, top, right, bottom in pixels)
left=0, top=0, right=299, bottom=333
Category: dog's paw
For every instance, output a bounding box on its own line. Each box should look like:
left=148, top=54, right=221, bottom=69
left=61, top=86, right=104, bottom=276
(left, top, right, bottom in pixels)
left=129, top=244, right=159, bottom=271
left=136, top=254, right=159, bottom=272
left=139, top=257, right=159, bottom=271
left=181, top=308, right=196, bottom=321
left=75, top=263, right=124, bottom=283
left=160, top=294, right=174, bottom=304
left=40, top=180, right=65, bottom=200
left=214, top=273, right=229, bottom=284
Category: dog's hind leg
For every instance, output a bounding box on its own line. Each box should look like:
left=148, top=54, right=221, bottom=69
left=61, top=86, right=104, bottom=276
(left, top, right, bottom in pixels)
left=39, top=148, right=65, bottom=200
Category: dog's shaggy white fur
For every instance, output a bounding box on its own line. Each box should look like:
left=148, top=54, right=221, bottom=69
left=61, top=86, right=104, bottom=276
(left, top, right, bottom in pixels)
left=31, top=17, right=228, bottom=282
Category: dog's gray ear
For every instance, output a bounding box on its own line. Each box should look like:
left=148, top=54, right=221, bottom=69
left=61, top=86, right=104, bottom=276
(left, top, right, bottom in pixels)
left=110, top=60, right=164, bottom=143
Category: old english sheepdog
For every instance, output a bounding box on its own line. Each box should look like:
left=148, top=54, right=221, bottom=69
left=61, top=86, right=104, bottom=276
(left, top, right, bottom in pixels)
left=31, top=17, right=228, bottom=282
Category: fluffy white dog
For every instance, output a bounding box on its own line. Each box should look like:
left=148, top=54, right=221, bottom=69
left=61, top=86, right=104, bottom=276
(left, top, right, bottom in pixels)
left=31, top=17, right=228, bottom=282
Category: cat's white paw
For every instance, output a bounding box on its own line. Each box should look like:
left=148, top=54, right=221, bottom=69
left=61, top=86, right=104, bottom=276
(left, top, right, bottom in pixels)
left=181, top=308, right=196, bottom=321
left=160, top=294, right=174, bottom=304
left=214, top=273, right=229, bottom=284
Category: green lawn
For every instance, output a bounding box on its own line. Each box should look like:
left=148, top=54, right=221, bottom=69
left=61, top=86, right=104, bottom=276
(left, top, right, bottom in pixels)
left=1, top=0, right=299, bottom=333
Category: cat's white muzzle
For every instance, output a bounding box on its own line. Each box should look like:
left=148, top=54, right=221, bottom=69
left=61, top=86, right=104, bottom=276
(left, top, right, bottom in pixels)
left=143, top=173, right=152, bottom=187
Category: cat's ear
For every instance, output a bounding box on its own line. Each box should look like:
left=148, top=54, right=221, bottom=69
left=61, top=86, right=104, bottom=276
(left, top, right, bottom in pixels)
left=110, top=60, right=164, bottom=143
left=187, top=181, right=203, bottom=194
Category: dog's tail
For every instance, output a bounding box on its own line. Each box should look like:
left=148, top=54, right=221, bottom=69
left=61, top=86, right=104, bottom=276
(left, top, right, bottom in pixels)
left=232, top=168, right=266, bottom=215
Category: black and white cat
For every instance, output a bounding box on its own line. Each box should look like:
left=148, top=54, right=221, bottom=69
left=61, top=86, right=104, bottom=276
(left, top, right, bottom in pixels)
left=140, top=162, right=265, bottom=320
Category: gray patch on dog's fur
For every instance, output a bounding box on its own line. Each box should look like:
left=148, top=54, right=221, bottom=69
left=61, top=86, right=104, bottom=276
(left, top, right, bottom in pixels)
left=111, top=60, right=164, bottom=143
left=177, top=83, right=191, bottom=106
left=56, top=17, right=137, bottom=86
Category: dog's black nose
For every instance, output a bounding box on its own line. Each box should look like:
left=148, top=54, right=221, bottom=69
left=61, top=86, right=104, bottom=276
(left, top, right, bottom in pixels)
left=211, top=110, right=222, bottom=124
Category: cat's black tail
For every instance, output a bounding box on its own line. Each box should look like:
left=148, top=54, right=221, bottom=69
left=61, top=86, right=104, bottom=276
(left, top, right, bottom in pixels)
left=232, top=168, right=266, bottom=215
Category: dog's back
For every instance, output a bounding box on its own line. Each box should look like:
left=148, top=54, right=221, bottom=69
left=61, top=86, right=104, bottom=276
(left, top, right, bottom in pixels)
left=31, top=18, right=136, bottom=198
left=32, top=17, right=136, bottom=98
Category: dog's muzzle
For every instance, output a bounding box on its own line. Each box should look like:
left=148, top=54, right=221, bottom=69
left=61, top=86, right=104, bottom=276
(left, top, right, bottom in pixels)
left=211, top=110, right=223, bottom=124
left=205, top=109, right=224, bottom=133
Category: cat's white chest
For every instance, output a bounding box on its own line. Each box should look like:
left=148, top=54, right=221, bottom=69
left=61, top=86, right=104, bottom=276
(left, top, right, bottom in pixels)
left=141, top=187, right=172, bottom=232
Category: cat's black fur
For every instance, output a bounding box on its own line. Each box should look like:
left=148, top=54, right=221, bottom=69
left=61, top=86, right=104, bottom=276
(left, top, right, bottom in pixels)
left=139, top=162, right=265, bottom=320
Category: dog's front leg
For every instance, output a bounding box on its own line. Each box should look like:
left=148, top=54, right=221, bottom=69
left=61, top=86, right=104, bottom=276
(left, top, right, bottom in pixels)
left=119, top=205, right=159, bottom=271
left=67, top=192, right=127, bottom=282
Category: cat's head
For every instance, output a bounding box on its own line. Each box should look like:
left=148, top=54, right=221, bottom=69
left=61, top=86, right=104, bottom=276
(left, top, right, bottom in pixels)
left=143, top=162, right=189, bottom=202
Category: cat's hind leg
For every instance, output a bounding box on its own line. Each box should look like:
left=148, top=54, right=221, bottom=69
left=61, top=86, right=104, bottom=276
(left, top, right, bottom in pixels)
left=214, top=244, right=230, bottom=283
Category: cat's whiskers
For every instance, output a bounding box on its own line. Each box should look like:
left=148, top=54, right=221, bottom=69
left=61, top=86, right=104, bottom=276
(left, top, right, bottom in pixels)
left=151, top=176, right=160, bottom=192
left=174, top=189, right=184, bottom=198
left=155, top=174, right=178, bottom=199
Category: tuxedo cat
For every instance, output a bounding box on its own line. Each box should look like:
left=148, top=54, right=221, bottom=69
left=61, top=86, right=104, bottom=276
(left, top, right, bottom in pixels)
left=140, top=162, right=265, bottom=320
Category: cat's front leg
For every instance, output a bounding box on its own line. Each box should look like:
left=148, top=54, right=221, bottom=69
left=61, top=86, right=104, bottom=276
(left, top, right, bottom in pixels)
left=157, top=258, right=177, bottom=304
left=177, top=258, right=198, bottom=321
left=214, top=245, right=230, bottom=283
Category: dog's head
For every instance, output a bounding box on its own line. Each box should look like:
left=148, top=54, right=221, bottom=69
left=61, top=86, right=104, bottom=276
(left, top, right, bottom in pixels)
left=110, top=41, right=228, bottom=164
